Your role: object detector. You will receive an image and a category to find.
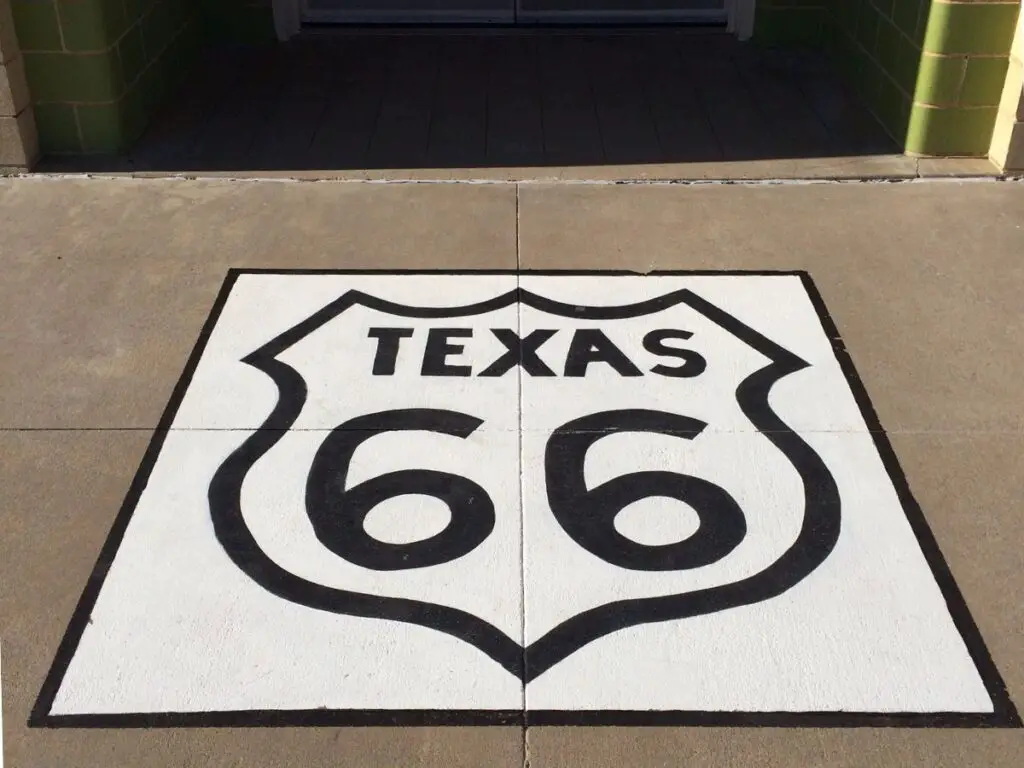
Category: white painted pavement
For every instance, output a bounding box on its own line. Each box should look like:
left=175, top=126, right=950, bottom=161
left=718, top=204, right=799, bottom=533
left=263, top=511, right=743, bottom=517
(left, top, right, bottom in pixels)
left=31, top=272, right=1016, bottom=727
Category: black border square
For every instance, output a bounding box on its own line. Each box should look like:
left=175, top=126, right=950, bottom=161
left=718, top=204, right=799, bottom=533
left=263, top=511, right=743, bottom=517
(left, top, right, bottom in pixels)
left=29, top=269, right=1022, bottom=729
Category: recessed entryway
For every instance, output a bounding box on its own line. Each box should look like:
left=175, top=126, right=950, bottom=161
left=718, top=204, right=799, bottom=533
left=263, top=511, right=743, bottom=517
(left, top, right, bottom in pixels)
left=298, top=0, right=728, bottom=25
left=39, top=30, right=897, bottom=176
left=271, top=0, right=755, bottom=45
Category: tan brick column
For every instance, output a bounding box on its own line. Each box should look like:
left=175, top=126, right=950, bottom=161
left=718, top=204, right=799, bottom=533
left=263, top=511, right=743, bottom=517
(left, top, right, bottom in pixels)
left=990, top=6, right=1024, bottom=171
left=0, top=0, right=37, bottom=170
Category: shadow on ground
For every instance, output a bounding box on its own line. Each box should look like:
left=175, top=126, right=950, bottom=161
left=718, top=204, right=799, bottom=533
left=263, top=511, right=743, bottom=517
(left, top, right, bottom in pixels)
left=39, top=30, right=899, bottom=174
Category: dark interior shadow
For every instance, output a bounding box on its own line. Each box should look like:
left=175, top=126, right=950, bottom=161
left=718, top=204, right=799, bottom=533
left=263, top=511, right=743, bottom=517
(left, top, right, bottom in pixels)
left=41, top=29, right=899, bottom=174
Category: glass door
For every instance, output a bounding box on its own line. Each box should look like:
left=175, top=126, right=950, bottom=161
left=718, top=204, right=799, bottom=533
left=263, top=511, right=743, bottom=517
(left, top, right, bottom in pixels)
left=301, top=0, right=515, bottom=23
left=516, top=0, right=727, bottom=23
left=300, top=0, right=727, bottom=25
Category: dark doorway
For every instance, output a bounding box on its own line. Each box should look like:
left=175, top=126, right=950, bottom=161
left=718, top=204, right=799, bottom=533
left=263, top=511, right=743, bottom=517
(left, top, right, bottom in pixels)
left=41, top=30, right=898, bottom=174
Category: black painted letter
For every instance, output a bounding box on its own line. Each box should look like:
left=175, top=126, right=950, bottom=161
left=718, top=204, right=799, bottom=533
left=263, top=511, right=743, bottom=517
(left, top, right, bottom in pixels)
left=367, top=327, right=414, bottom=375
left=563, top=329, right=643, bottom=378
left=643, top=329, right=707, bottom=378
left=422, top=328, right=473, bottom=377
left=478, top=328, right=558, bottom=377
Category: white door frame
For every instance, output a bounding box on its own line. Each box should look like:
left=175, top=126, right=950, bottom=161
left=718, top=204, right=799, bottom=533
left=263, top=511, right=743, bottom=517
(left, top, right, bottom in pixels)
left=272, top=0, right=755, bottom=41
left=275, top=0, right=301, bottom=40
left=726, top=0, right=756, bottom=40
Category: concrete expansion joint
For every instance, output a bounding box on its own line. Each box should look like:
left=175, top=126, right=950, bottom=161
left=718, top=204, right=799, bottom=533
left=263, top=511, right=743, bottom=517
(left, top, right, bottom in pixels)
left=6, top=173, right=1024, bottom=187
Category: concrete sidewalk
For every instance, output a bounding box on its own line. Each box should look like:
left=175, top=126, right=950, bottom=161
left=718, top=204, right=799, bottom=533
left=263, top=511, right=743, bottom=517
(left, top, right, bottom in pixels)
left=1, top=176, right=1022, bottom=767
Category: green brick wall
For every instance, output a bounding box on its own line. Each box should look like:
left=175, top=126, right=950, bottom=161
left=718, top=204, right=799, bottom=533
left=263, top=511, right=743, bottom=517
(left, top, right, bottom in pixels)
left=754, top=0, right=830, bottom=48
left=826, top=0, right=926, bottom=144
left=909, top=0, right=1020, bottom=155
left=11, top=0, right=1021, bottom=158
left=198, top=0, right=275, bottom=45
left=12, top=0, right=201, bottom=154
left=825, top=0, right=1020, bottom=156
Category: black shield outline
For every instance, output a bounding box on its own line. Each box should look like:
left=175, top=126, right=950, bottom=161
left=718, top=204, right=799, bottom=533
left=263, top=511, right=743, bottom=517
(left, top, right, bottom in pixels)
left=207, top=286, right=840, bottom=683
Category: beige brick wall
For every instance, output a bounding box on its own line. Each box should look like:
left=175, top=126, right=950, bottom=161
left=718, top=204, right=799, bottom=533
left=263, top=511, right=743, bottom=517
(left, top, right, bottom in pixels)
left=0, top=0, right=37, bottom=169
left=990, top=6, right=1024, bottom=170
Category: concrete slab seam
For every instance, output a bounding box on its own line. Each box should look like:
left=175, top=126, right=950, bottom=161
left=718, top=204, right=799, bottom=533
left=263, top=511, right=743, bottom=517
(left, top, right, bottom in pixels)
left=4, top=174, right=1024, bottom=187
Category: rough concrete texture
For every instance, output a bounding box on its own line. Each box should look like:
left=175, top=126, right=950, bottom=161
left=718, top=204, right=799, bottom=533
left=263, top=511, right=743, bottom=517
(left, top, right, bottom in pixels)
left=1, top=176, right=1022, bottom=767
left=0, top=54, right=29, bottom=117
left=0, top=0, right=33, bottom=171
left=4, top=433, right=525, bottom=768
left=32, top=154, right=1006, bottom=181
left=0, top=0, right=18, bottom=66
left=0, top=107, right=35, bottom=169
left=518, top=181, right=1024, bottom=433
left=0, top=180, right=517, bottom=427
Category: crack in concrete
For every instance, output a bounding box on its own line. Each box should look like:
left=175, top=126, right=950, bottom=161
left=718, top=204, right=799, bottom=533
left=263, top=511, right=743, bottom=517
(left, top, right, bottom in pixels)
left=5, top=173, right=1023, bottom=187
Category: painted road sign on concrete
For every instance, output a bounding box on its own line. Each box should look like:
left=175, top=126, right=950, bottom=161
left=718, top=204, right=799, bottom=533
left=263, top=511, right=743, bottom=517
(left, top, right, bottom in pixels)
left=31, top=271, right=1018, bottom=728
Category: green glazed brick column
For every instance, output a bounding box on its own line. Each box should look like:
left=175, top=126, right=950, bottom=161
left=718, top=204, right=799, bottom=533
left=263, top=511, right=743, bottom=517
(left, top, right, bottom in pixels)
left=828, top=0, right=1019, bottom=156
left=1, top=0, right=39, bottom=167
left=989, top=2, right=1024, bottom=169
left=754, top=0, right=831, bottom=47
left=908, top=0, right=1021, bottom=156
left=12, top=0, right=202, bottom=155
left=827, top=0, right=933, bottom=147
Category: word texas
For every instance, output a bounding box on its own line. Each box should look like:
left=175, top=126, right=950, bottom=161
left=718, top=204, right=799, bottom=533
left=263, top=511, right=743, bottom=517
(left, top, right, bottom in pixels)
left=366, top=327, right=707, bottom=378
